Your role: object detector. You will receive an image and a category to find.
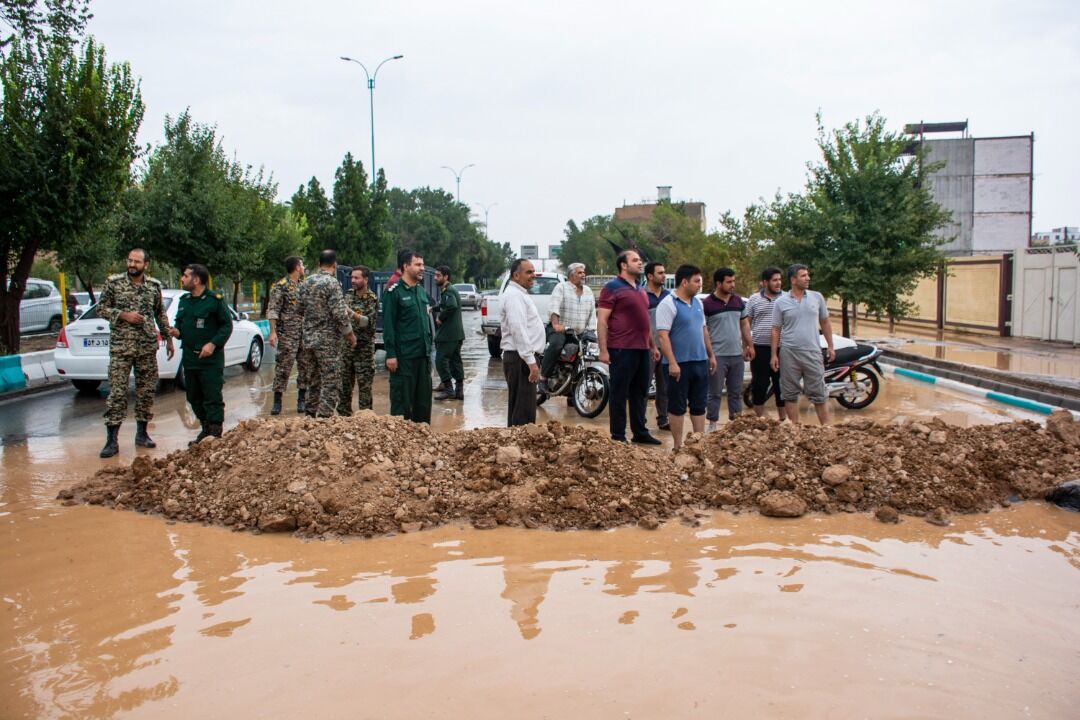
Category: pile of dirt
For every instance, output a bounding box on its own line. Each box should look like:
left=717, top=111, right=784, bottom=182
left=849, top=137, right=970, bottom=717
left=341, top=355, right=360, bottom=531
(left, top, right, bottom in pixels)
left=60, top=410, right=1080, bottom=537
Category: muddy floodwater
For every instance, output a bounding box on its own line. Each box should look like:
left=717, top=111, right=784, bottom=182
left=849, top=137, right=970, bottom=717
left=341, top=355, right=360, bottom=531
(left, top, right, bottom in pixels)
left=2, top=313, right=1079, bottom=718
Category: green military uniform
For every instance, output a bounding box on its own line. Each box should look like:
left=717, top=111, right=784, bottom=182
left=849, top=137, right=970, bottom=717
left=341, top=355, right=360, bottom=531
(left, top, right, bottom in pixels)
left=338, top=287, right=378, bottom=415
left=298, top=270, right=353, bottom=417
left=434, top=283, right=465, bottom=393
left=174, top=289, right=233, bottom=427
left=382, top=278, right=433, bottom=423
left=267, top=275, right=311, bottom=394
left=97, top=273, right=171, bottom=426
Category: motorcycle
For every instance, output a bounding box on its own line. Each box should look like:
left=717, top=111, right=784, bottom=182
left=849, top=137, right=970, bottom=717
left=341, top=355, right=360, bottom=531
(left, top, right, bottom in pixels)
left=537, top=329, right=611, bottom=418
left=742, top=342, right=884, bottom=410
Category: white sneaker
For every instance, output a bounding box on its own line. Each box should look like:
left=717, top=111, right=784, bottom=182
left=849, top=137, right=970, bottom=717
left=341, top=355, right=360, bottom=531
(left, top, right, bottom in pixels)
left=706, top=421, right=718, bottom=433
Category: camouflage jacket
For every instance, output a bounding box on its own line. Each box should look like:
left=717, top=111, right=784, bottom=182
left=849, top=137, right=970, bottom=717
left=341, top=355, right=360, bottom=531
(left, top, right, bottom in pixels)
left=267, top=275, right=304, bottom=336
left=96, top=273, right=171, bottom=354
left=344, top=288, right=378, bottom=350
left=298, top=270, right=352, bottom=349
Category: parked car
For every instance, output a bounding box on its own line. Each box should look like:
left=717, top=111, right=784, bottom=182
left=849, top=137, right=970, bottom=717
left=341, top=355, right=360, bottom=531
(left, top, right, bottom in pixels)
left=453, top=283, right=479, bottom=309
left=480, top=271, right=566, bottom=358
left=15, top=278, right=64, bottom=334
left=71, top=292, right=92, bottom=319
left=54, top=288, right=266, bottom=392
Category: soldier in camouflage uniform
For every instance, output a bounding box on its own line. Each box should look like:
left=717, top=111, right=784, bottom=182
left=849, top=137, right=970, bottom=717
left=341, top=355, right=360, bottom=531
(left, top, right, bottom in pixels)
left=297, top=249, right=356, bottom=417
left=337, top=265, right=379, bottom=415
left=96, top=248, right=174, bottom=458
left=267, top=255, right=311, bottom=415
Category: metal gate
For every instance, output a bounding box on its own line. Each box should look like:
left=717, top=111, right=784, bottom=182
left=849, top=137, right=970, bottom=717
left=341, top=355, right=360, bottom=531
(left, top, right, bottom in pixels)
left=1012, top=246, right=1080, bottom=343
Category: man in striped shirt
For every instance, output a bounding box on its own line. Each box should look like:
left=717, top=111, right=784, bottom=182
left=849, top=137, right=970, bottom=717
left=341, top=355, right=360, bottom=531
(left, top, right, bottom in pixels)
left=742, top=266, right=786, bottom=419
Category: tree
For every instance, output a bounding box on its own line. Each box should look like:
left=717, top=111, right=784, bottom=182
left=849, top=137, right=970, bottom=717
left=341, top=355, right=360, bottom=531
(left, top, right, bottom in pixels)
left=290, top=176, right=330, bottom=261
left=559, top=215, right=653, bottom=275
left=250, top=205, right=310, bottom=315
left=0, top=1, right=143, bottom=352
left=767, top=113, right=950, bottom=334
left=331, top=153, right=390, bottom=267
left=664, top=206, right=773, bottom=296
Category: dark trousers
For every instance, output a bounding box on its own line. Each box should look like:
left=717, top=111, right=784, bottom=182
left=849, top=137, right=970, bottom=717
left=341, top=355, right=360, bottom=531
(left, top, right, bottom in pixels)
left=435, top=340, right=464, bottom=384
left=649, top=357, right=669, bottom=427
left=540, top=325, right=567, bottom=379
left=502, top=350, right=537, bottom=426
left=608, top=347, right=650, bottom=441
left=185, top=363, right=225, bottom=423
left=389, top=355, right=432, bottom=423
left=750, top=344, right=785, bottom=407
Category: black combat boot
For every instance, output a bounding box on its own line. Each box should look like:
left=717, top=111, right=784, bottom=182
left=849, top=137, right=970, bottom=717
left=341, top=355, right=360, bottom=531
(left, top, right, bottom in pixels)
left=271, top=392, right=283, bottom=415
left=135, top=420, right=156, bottom=448
left=453, top=381, right=464, bottom=400
left=207, top=422, right=223, bottom=438
left=188, top=422, right=209, bottom=447
left=296, top=389, right=307, bottom=414
left=99, top=424, right=120, bottom=458
left=434, top=382, right=453, bottom=401
left=434, top=380, right=451, bottom=394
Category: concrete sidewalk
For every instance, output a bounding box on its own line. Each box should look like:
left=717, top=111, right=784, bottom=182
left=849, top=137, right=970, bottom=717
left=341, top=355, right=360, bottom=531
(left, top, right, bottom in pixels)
left=851, top=319, right=1080, bottom=412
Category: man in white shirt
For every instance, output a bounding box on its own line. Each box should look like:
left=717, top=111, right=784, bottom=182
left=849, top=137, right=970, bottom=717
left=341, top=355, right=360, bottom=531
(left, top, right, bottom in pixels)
left=540, top=262, right=596, bottom=391
left=500, top=258, right=547, bottom=426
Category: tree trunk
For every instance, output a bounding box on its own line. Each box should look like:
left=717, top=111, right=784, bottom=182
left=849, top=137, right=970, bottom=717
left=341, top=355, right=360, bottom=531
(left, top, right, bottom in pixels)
left=232, top=275, right=241, bottom=310
left=841, top=299, right=851, bottom=338
left=0, top=241, right=40, bottom=355
left=888, top=313, right=896, bottom=333
left=261, top=280, right=271, bottom=318
left=851, top=303, right=858, bottom=334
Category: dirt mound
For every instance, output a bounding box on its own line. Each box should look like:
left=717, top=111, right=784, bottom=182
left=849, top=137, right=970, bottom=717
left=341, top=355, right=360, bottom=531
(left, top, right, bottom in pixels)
left=60, top=410, right=1080, bottom=537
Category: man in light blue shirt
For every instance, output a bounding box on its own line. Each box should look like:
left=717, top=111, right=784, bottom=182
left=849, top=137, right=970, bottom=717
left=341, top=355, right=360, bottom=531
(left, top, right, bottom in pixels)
left=770, top=264, right=835, bottom=425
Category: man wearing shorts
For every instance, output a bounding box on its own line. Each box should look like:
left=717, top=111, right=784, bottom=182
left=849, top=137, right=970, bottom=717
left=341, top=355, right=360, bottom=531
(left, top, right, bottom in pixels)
left=770, top=264, right=835, bottom=424
left=656, top=265, right=717, bottom=450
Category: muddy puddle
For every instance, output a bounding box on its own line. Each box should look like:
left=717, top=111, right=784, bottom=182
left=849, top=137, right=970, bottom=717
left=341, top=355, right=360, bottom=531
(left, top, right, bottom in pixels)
left=2, top=494, right=1078, bottom=718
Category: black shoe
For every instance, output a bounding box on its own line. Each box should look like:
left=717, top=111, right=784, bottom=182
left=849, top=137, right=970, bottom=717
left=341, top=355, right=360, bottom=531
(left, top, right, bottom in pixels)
left=271, top=392, right=282, bottom=415
left=296, top=389, right=307, bottom=414
left=207, top=422, right=223, bottom=438
left=135, top=420, right=156, bottom=448
left=99, top=424, right=120, bottom=458
left=611, top=436, right=629, bottom=444
left=453, top=381, right=464, bottom=400
left=632, top=434, right=663, bottom=446
left=657, top=422, right=671, bottom=431
left=434, top=386, right=453, bottom=401
left=189, top=422, right=209, bottom=447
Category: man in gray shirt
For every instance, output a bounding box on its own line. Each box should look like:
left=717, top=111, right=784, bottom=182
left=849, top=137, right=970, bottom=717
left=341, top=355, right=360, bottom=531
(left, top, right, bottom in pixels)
left=702, top=267, right=752, bottom=428
left=770, top=264, right=835, bottom=424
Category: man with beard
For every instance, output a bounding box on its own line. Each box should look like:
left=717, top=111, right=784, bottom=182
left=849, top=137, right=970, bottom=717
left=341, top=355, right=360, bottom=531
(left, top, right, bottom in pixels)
left=96, top=248, right=174, bottom=458
left=168, top=264, right=233, bottom=444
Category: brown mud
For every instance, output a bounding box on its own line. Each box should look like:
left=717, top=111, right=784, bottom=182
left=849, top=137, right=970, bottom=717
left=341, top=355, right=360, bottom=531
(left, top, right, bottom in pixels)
left=61, top=410, right=1080, bottom=538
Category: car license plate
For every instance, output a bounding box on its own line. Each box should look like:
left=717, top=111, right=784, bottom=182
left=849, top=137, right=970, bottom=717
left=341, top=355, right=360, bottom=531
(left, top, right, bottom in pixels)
left=83, top=338, right=109, bottom=347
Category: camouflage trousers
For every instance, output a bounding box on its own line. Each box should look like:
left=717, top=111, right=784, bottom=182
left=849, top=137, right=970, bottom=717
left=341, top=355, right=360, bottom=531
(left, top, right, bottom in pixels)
left=301, top=345, right=343, bottom=418
left=104, top=350, right=158, bottom=425
left=338, top=344, right=375, bottom=415
left=272, top=330, right=311, bottom=393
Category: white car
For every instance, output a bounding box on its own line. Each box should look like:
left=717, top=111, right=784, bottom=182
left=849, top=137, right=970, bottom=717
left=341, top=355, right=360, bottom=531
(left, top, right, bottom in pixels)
left=55, top=288, right=266, bottom=392
left=16, top=277, right=65, bottom=334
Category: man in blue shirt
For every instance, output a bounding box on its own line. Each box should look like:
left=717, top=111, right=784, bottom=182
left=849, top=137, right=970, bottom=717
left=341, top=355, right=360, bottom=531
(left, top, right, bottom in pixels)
left=655, top=265, right=717, bottom=450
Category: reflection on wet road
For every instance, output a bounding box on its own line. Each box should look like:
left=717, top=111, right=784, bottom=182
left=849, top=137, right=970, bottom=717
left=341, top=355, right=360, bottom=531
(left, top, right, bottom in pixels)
left=1, top=311, right=1077, bottom=718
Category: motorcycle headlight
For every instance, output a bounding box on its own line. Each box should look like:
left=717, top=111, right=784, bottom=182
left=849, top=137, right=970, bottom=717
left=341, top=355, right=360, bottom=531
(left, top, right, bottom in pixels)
left=583, top=343, right=599, bottom=360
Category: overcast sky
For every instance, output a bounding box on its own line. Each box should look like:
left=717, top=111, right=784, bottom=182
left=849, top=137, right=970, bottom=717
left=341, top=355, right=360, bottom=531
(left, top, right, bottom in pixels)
left=88, top=0, right=1079, bottom=257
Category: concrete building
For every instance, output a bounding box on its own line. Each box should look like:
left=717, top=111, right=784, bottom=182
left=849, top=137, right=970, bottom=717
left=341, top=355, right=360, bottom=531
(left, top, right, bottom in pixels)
left=614, top=186, right=707, bottom=232
left=1032, top=227, right=1079, bottom=246
left=906, top=122, right=1034, bottom=255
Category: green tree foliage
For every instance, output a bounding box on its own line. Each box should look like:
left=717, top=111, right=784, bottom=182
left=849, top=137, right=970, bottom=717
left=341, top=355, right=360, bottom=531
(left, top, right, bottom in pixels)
left=250, top=205, right=310, bottom=315
left=0, top=0, right=143, bottom=352
left=330, top=153, right=390, bottom=267
left=383, top=186, right=508, bottom=283
left=559, top=215, right=650, bottom=275
left=665, top=206, right=773, bottom=296
left=766, top=112, right=950, bottom=333
left=289, top=176, right=330, bottom=262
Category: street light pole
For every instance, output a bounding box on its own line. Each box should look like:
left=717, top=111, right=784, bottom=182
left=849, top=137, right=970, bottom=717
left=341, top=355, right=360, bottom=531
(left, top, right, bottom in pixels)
left=441, top=163, right=475, bottom=203
left=474, top=202, right=497, bottom=238
left=340, top=54, right=404, bottom=183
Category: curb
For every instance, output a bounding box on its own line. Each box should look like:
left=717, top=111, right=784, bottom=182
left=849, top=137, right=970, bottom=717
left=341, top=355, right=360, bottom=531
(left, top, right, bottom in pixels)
left=880, top=358, right=1080, bottom=418
left=0, top=348, right=61, bottom=394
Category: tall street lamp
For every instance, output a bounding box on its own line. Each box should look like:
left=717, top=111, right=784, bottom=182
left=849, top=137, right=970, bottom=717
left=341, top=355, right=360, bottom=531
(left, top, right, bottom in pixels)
left=441, top=163, right=475, bottom=203
left=474, top=202, right=497, bottom=238
left=340, top=54, right=404, bottom=182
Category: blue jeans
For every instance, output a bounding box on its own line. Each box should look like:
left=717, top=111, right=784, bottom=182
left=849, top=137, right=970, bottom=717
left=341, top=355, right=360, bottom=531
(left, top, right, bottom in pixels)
left=608, top=347, right=650, bottom=441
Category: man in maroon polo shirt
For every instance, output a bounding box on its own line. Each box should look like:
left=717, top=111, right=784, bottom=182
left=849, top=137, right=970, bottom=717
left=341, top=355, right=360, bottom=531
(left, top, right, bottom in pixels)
left=597, top=249, right=662, bottom=445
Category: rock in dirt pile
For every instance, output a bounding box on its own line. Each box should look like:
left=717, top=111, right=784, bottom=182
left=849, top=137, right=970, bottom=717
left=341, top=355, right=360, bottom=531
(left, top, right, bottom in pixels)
left=60, top=410, right=1080, bottom=537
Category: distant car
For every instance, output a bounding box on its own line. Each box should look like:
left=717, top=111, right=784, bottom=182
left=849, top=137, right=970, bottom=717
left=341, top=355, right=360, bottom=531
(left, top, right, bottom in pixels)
left=15, top=278, right=65, bottom=334
left=71, top=292, right=92, bottom=319
left=453, top=283, right=479, bottom=309
left=54, top=288, right=266, bottom=392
